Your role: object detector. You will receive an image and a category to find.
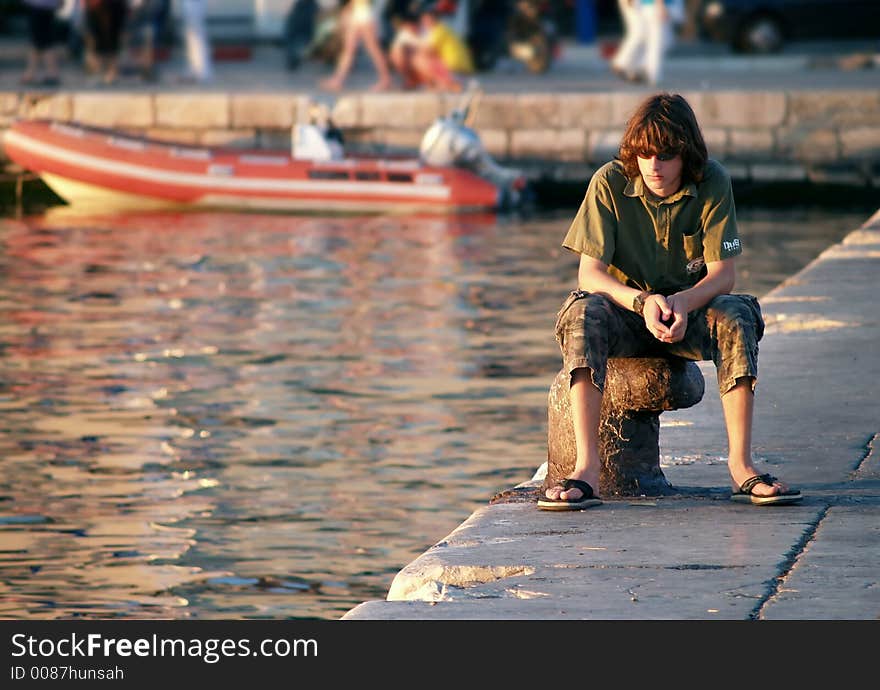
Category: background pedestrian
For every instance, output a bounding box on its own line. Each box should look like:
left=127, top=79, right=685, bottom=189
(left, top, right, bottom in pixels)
left=320, top=0, right=392, bottom=92
left=83, top=0, right=128, bottom=85
left=178, top=0, right=213, bottom=84
left=20, top=0, right=64, bottom=87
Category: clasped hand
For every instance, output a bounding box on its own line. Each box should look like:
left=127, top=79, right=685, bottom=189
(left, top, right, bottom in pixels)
left=643, top=293, right=687, bottom=343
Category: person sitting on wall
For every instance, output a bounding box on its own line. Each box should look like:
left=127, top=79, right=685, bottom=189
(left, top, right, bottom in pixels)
left=411, top=4, right=474, bottom=92
left=539, top=92, right=803, bottom=511
left=388, top=10, right=425, bottom=89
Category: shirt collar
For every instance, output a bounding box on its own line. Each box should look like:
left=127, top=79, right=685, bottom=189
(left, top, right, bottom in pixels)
left=624, top=176, right=698, bottom=203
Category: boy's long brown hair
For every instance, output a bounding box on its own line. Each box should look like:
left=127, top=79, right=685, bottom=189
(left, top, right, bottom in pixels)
left=618, top=93, right=708, bottom=184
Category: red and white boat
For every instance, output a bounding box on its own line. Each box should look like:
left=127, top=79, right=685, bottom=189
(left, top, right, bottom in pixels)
left=2, top=110, right=527, bottom=214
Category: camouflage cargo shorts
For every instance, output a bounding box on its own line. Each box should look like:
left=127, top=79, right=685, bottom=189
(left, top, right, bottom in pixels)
left=554, top=290, right=765, bottom=395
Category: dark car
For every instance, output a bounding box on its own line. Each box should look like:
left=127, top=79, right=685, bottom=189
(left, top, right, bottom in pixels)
left=700, top=0, right=879, bottom=53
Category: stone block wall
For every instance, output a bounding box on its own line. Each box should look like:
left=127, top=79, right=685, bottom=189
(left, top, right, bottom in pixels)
left=2, top=88, right=879, bottom=186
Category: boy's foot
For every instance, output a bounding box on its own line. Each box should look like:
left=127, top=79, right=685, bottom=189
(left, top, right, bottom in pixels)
left=730, top=473, right=802, bottom=506
left=538, top=478, right=602, bottom=511
left=542, top=470, right=600, bottom=502
left=729, top=467, right=794, bottom=498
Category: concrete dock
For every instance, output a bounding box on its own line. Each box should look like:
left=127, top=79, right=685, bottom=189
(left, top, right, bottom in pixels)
left=344, top=212, right=880, bottom=620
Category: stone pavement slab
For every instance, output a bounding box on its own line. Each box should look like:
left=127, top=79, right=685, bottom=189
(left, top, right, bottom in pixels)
left=762, top=506, right=880, bottom=619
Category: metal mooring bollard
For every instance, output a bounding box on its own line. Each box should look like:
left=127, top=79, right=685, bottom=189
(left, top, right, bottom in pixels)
left=545, top=357, right=705, bottom=497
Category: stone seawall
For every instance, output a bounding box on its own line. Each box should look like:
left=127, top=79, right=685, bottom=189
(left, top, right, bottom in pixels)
left=2, top=88, right=879, bottom=185
left=341, top=216, right=880, bottom=620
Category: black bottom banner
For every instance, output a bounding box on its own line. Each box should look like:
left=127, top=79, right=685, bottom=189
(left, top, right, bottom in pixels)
left=0, top=619, right=868, bottom=684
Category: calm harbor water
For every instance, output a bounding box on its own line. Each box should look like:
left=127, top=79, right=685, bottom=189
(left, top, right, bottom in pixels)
left=0, top=204, right=871, bottom=620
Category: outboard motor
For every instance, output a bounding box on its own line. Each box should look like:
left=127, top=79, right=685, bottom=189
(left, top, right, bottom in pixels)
left=419, top=85, right=527, bottom=208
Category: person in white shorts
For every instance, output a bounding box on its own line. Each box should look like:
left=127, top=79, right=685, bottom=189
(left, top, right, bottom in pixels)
left=320, top=0, right=392, bottom=92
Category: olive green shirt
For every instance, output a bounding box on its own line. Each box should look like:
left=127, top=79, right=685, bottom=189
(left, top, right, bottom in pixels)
left=562, top=158, right=742, bottom=294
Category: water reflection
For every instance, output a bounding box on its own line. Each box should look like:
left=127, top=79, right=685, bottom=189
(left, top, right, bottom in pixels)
left=0, top=206, right=868, bottom=619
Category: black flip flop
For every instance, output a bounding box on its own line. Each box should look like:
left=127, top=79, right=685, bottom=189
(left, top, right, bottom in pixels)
left=731, top=473, right=803, bottom=506
left=537, top=478, right=602, bottom=511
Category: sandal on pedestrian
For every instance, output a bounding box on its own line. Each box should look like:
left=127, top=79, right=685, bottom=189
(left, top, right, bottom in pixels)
left=537, top=478, right=602, bottom=511
left=731, top=473, right=802, bottom=506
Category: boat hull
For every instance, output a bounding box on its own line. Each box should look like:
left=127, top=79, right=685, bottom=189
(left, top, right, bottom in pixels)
left=3, top=120, right=509, bottom=213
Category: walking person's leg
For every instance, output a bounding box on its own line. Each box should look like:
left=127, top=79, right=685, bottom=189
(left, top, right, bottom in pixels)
left=22, top=6, right=59, bottom=85
left=39, top=43, right=60, bottom=85
left=321, top=10, right=359, bottom=91
left=194, top=4, right=213, bottom=82
left=644, top=3, right=673, bottom=85
left=611, top=0, right=645, bottom=81
left=21, top=48, right=40, bottom=85
left=182, top=0, right=212, bottom=82
left=360, top=19, right=391, bottom=90
left=98, top=0, right=128, bottom=84
left=84, top=5, right=111, bottom=83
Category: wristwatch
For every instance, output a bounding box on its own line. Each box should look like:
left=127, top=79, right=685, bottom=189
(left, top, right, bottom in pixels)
left=633, top=290, right=652, bottom=316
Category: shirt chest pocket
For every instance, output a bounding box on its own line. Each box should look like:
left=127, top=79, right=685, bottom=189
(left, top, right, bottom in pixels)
left=682, top=231, right=705, bottom=274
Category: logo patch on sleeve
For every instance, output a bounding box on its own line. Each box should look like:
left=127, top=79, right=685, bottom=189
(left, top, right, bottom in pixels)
left=722, top=239, right=741, bottom=252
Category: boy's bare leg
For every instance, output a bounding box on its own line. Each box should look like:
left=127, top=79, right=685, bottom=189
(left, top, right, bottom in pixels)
left=722, top=377, right=791, bottom=497
left=545, top=367, right=603, bottom=501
